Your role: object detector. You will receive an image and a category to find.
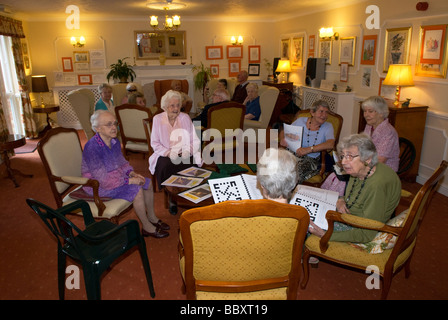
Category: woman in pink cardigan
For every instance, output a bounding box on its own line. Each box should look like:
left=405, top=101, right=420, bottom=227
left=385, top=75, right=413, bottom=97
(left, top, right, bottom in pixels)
left=149, top=90, right=203, bottom=213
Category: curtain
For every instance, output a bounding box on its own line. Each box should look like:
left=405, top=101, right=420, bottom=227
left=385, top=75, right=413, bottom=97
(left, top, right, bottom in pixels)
left=0, top=15, right=37, bottom=138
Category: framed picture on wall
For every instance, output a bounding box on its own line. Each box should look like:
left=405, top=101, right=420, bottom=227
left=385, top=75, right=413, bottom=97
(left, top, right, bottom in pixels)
left=210, top=64, right=219, bottom=78
left=340, top=62, right=348, bottom=82
left=281, top=38, right=290, bottom=59
left=227, top=45, right=243, bottom=58
left=78, top=74, right=92, bottom=85
left=339, top=37, right=356, bottom=66
left=248, top=64, right=260, bottom=76
left=291, top=36, right=304, bottom=68
left=383, top=27, right=412, bottom=72
left=228, top=59, right=241, bottom=77
left=206, top=46, right=223, bottom=60
left=62, top=57, right=73, bottom=72
left=73, top=51, right=90, bottom=63
left=248, top=45, right=261, bottom=63
left=318, top=39, right=332, bottom=65
left=415, top=24, right=448, bottom=78
left=378, top=77, right=400, bottom=100
left=360, top=35, right=377, bottom=65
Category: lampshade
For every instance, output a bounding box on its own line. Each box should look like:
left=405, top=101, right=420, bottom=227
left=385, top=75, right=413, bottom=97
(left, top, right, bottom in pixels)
left=276, top=60, right=292, bottom=73
left=383, top=64, right=414, bottom=86
left=31, top=75, right=49, bottom=92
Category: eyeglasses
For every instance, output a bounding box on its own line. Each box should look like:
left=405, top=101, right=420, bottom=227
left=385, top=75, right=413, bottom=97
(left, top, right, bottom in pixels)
left=338, top=154, right=359, bottom=161
left=101, top=121, right=118, bottom=128
left=127, top=89, right=137, bottom=92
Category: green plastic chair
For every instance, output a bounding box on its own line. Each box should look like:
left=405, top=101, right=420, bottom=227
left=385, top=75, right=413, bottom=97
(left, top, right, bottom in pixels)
left=26, top=198, right=155, bottom=300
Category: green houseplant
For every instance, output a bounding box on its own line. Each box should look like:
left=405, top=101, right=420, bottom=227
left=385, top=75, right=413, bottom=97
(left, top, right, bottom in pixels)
left=107, top=57, right=136, bottom=83
left=192, top=62, right=212, bottom=102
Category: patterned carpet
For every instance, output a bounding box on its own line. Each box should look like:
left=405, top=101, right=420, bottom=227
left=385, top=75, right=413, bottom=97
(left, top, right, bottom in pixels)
left=1, top=131, right=447, bottom=300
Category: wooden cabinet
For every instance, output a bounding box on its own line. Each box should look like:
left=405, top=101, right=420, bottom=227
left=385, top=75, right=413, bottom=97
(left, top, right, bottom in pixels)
left=358, top=99, right=428, bottom=182
left=262, top=81, right=293, bottom=126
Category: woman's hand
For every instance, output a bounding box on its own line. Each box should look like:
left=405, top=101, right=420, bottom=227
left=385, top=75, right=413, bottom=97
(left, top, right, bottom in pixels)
left=336, top=197, right=350, bottom=214
left=129, top=171, right=145, bottom=186
left=308, top=221, right=325, bottom=238
left=295, top=146, right=313, bottom=157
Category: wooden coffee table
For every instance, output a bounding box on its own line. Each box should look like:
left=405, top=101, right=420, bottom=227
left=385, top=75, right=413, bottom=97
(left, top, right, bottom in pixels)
left=0, top=134, right=34, bottom=187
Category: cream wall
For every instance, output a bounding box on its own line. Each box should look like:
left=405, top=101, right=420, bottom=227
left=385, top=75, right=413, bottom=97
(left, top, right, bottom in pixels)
left=19, top=0, right=448, bottom=194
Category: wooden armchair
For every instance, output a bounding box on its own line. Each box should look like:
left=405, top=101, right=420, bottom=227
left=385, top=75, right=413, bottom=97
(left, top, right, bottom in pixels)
left=67, top=89, right=96, bottom=140
left=178, top=199, right=310, bottom=299
left=301, top=160, right=448, bottom=299
left=153, top=79, right=192, bottom=114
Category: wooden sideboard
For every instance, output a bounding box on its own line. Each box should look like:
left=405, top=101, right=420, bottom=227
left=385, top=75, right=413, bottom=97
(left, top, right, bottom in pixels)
left=358, top=99, right=428, bottom=182
left=262, top=81, right=294, bottom=126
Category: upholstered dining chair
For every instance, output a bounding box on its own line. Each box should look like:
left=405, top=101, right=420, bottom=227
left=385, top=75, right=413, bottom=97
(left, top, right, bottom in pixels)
left=301, top=160, right=448, bottom=300
left=67, top=89, right=96, bottom=140
left=37, top=127, right=133, bottom=224
left=292, top=109, right=343, bottom=187
left=26, top=198, right=155, bottom=300
left=114, top=103, right=152, bottom=158
left=178, top=199, right=310, bottom=300
left=202, top=102, right=245, bottom=163
left=153, top=79, right=192, bottom=114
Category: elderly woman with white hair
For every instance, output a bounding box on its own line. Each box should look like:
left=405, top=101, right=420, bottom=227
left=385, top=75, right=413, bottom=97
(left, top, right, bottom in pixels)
left=243, top=82, right=261, bottom=120
left=149, top=90, right=203, bottom=212
left=256, top=148, right=299, bottom=203
left=81, top=110, right=169, bottom=238
left=310, top=133, right=401, bottom=243
left=94, top=83, right=114, bottom=112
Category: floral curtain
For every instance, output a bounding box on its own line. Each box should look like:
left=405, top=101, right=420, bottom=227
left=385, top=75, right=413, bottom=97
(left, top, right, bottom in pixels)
left=0, top=15, right=38, bottom=138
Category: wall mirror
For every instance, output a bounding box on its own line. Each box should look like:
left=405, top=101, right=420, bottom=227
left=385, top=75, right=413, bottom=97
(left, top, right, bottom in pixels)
left=135, top=30, right=186, bottom=60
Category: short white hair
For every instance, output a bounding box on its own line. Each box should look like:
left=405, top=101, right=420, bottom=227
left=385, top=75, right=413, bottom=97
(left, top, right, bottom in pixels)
left=161, top=90, right=182, bottom=111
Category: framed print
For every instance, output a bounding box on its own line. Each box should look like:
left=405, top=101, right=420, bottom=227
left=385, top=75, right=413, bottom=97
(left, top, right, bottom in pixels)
left=281, top=38, right=290, bottom=59
left=78, top=74, right=92, bottom=85
left=419, top=24, right=446, bottom=64
left=339, top=37, right=356, bottom=66
left=415, top=25, right=448, bottom=78
left=206, top=46, right=223, bottom=60
left=291, top=37, right=304, bottom=68
left=309, top=35, right=316, bottom=52
left=228, top=59, right=241, bottom=77
left=361, top=67, right=372, bottom=88
left=248, top=45, right=261, bottom=63
left=73, top=51, right=89, bottom=63
left=383, top=27, right=412, bottom=72
left=248, top=64, right=260, bottom=76
left=340, top=62, right=349, bottom=82
left=227, top=45, right=243, bottom=59
left=210, top=64, right=219, bottom=78
left=361, top=35, right=377, bottom=65
left=319, top=39, right=332, bottom=65
left=62, top=57, right=73, bottom=72
left=378, top=77, right=399, bottom=100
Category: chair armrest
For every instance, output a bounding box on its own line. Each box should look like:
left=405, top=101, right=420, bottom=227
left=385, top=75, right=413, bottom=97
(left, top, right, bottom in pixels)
left=80, top=219, right=141, bottom=243
left=61, top=176, right=89, bottom=184
left=244, top=119, right=262, bottom=129
left=319, top=210, right=402, bottom=253
left=56, top=199, right=96, bottom=226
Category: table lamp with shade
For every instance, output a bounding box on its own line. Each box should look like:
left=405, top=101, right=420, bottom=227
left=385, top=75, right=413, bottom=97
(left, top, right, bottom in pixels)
left=382, top=64, right=414, bottom=107
left=31, top=75, right=49, bottom=107
left=275, top=59, right=292, bottom=83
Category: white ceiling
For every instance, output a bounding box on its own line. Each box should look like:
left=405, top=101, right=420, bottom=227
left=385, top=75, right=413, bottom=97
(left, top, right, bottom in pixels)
left=0, top=0, right=367, bottom=21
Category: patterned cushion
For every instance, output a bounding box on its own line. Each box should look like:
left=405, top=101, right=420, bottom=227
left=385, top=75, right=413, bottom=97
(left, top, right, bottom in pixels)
left=349, top=209, right=408, bottom=254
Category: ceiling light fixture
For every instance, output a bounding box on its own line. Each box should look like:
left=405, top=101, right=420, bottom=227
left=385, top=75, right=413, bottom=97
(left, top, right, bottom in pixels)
left=146, top=0, right=186, bottom=31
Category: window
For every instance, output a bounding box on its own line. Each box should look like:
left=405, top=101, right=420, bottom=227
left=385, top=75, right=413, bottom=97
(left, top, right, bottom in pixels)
left=0, top=35, right=24, bottom=135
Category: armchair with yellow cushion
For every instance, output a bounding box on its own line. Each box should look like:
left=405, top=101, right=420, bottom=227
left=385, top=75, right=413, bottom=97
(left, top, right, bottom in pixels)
left=179, top=199, right=310, bottom=300
left=301, top=160, right=447, bottom=300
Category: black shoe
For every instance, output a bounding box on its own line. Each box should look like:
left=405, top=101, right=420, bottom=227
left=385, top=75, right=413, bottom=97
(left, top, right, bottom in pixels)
left=169, top=204, right=178, bottom=215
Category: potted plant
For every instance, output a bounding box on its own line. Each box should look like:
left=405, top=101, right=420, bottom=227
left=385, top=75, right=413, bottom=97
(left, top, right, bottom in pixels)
left=192, top=62, right=212, bottom=102
left=107, top=57, right=136, bottom=83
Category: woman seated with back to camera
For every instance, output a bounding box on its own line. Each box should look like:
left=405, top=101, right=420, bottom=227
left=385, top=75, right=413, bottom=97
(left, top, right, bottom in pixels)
left=279, top=99, right=335, bottom=184
left=321, top=95, right=399, bottom=195
left=256, top=147, right=299, bottom=203
left=309, top=133, right=401, bottom=243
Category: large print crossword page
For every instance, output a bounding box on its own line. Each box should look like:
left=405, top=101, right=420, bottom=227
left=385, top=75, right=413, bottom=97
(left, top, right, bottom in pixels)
left=289, top=185, right=339, bottom=230
left=208, top=174, right=263, bottom=203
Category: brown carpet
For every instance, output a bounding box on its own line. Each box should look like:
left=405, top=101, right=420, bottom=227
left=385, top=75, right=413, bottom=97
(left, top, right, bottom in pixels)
left=1, top=131, right=447, bottom=301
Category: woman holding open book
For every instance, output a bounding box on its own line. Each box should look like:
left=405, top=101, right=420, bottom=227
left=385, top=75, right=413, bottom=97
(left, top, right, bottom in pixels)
left=308, top=134, right=401, bottom=243
left=280, top=99, right=335, bottom=183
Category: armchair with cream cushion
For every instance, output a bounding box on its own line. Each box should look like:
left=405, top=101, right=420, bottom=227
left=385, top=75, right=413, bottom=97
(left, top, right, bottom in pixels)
left=67, top=89, right=96, bottom=140
left=243, top=85, right=279, bottom=130
left=197, top=78, right=239, bottom=111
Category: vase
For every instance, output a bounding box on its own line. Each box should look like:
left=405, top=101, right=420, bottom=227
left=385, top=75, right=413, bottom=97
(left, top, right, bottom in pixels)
left=391, top=52, right=402, bottom=64
left=159, top=54, right=166, bottom=65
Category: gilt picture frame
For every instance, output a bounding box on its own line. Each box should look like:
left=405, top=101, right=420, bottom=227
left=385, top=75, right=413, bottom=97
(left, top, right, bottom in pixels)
left=383, top=27, right=412, bottom=73
left=339, top=37, right=356, bottom=66
left=415, top=24, right=448, bottom=78
left=319, top=39, right=332, bottom=65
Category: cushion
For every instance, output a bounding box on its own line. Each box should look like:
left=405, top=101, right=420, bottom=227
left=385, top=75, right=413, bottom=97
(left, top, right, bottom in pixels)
left=349, top=209, right=408, bottom=254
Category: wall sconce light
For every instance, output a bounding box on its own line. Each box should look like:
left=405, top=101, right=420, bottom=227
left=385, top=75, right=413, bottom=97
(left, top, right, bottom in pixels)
left=319, top=27, right=339, bottom=40
left=230, top=35, right=243, bottom=45
left=70, top=36, right=86, bottom=47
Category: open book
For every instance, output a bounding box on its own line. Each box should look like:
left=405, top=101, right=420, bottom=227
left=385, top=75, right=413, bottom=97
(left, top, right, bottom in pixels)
left=208, top=174, right=263, bottom=203
left=289, top=185, right=338, bottom=229
left=208, top=174, right=338, bottom=230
